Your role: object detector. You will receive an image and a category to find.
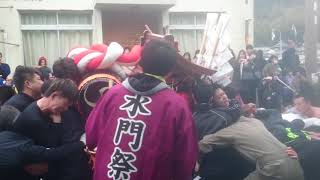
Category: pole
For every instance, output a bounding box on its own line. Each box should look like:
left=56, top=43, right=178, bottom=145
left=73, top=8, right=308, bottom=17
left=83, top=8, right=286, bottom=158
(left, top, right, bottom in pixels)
left=279, top=31, right=283, bottom=58
left=305, top=0, right=318, bottom=78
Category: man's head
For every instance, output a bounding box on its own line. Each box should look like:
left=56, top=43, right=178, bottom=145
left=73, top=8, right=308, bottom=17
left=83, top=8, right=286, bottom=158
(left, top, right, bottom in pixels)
left=0, top=105, right=20, bottom=132
left=53, top=58, right=80, bottom=83
left=192, top=79, right=213, bottom=104
left=139, top=39, right=177, bottom=77
left=192, top=81, right=230, bottom=108
left=13, top=66, right=43, bottom=99
left=42, top=78, right=78, bottom=114
left=293, top=95, right=312, bottom=115
left=246, top=44, right=254, bottom=56
left=293, top=66, right=307, bottom=78
left=211, top=84, right=230, bottom=108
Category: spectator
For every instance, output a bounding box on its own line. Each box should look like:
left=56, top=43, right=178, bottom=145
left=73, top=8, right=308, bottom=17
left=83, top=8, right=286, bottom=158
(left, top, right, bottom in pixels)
left=253, top=49, right=267, bottom=79
left=0, top=52, right=11, bottom=80
left=282, top=40, right=300, bottom=73
left=241, top=49, right=257, bottom=103
left=86, top=39, right=198, bottom=180
left=291, top=66, right=308, bottom=93
left=0, top=105, right=85, bottom=180
left=232, top=50, right=247, bottom=82
left=183, top=52, right=192, bottom=61
left=193, top=49, right=200, bottom=61
left=38, top=56, right=52, bottom=81
left=5, top=66, right=43, bottom=112
left=263, top=55, right=282, bottom=77
left=245, top=44, right=254, bottom=58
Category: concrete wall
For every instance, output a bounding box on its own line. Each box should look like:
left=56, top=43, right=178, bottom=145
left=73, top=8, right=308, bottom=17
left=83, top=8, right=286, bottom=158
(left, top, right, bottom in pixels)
left=0, top=0, right=95, bottom=74
left=0, top=0, right=253, bottom=74
left=170, top=0, right=254, bottom=53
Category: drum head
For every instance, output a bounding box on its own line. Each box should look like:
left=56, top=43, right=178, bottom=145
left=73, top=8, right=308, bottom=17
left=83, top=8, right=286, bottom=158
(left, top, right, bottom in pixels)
left=78, top=73, right=121, bottom=118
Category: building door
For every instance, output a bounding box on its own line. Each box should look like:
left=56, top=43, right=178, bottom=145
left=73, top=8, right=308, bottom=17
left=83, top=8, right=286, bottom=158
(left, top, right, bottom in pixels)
left=102, top=10, right=162, bottom=48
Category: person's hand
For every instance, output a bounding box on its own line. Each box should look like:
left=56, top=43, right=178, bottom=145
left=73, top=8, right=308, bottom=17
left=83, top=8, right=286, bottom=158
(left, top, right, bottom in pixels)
left=49, top=113, right=62, bottom=123
left=80, top=133, right=86, bottom=144
left=240, top=59, right=247, bottom=63
left=194, top=162, right=200, bottom=173
left=307, top=132, right=320, bottom=140
left=263, top=76, right=273, bottom=81
left=286, top=147, right=298, bottom=159
left=24, top=163, right=48, bottom=176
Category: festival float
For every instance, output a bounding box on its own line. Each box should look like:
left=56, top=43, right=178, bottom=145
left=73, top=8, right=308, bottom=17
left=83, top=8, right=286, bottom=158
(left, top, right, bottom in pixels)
left=69, top=13, right=234, bottom=166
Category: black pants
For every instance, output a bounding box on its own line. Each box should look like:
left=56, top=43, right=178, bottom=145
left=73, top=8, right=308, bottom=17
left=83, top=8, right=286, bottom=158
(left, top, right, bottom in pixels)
left=292, top=140, right=320, bottom=180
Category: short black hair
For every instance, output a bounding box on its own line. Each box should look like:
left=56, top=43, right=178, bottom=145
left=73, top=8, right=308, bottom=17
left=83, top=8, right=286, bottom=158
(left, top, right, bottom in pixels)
left=13, top=66, right=40, bottom=93
left=295, top=80, right=316, bottom=104
left=246, top=44, right=254, bottom=50
left=211, top=83, right=224, bottom=97
left=192, top=79, right=213, bottom=104
left=43, top=78, right=78, bottom=102
left=293, top=94, right=311, bottom=103
left=53, top=58, right=80, bottom=83
left=293, top=66, right=307, bottom=77
left=0, top=105, right=20, bottom=131
left=41, top=79, right=53, bottom=95
left=192, top=79, right=223, bottom=104
left=139, top=39, right=177, bottom=76
left=0, top=86, right=16, bottom=105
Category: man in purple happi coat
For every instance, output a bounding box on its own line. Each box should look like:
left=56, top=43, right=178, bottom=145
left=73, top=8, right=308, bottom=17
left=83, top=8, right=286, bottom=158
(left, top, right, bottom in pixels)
left=86, top=39, right=198, bottom=180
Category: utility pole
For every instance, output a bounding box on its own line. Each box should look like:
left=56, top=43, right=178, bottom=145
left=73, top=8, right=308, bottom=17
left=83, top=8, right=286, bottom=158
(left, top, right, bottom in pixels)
left=305, top=0, right=319, bottom=78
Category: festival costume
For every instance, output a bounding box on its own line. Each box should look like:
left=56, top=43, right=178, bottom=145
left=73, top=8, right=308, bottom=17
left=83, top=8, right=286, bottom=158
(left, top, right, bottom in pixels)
left=86, top=74, right=198, bottom=180
left=66, top=27, right=213, bottom=180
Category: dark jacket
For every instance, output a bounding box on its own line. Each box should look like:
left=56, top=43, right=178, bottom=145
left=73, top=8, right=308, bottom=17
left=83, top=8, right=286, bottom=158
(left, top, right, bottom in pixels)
left=4, top=93, right=35, bottom=112
left=282, top=48, right=300, bottom=72
left=0, top=131, right=84, bottom=180
left=193, top=100, right=254, bottom=180
left=255, top=109, right=320, bottom=180
left=0, top=63, right=11, bottom=80
left=14, top=102, right=92, bottom=180
left=58, top=107, right=92, bottom=180
left=0, top=86, right=15, bottom=105
left=14, top=102, right=66, bottom=180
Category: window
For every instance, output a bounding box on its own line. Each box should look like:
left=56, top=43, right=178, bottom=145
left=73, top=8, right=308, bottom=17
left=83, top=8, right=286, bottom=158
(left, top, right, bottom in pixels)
left=20, top=11, right=93, bottom=67
left=169, top=13, right=206, bottom=56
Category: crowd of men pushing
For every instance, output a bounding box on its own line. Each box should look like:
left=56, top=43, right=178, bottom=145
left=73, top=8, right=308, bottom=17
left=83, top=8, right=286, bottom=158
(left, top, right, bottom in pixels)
left=0, top=39, right=320, bottom=180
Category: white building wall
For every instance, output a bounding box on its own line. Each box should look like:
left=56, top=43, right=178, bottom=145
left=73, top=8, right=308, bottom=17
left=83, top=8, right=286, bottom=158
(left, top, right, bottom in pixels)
left=0, top=0, right=253, bottom=73
left=169, top=0, right=254, bottom=53
left=0, top=0, right=96, bottom=73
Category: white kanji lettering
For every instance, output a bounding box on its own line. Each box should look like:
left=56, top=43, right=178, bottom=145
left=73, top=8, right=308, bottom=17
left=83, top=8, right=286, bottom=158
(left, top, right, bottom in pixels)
left=113, top=118, right=146, bottom=152
left=119, top=95, right=152, bottom=119
left=107, top=147, right=137, bottom=180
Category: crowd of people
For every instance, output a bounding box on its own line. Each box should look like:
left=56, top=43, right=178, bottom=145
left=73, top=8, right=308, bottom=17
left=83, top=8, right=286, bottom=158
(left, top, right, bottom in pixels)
left=0, top=38, right=320, bottom=180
